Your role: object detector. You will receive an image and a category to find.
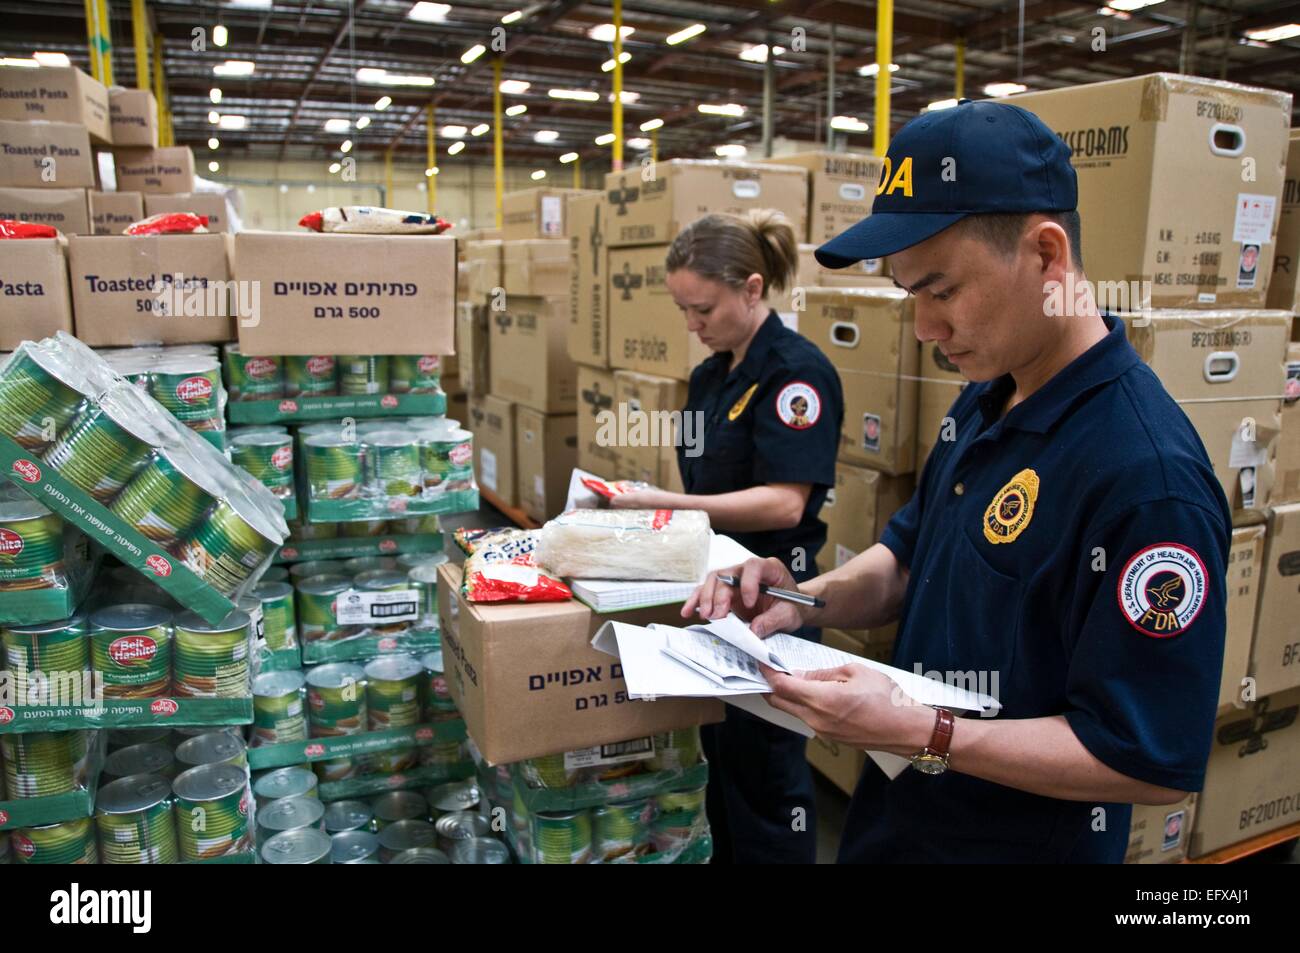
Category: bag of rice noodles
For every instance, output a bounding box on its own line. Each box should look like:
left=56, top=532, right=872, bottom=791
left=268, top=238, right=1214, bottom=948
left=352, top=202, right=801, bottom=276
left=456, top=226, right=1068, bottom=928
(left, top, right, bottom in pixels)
left=537, top=509, right=710, bottom=582
left=460, top=527, right=571, bottom=603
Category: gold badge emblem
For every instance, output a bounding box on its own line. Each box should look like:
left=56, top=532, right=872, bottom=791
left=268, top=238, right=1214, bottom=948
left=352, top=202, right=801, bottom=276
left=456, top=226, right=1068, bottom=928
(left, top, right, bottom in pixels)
left=728, top=383, right=759, bottom=422
left=983, top=468, right=1040, bottom=544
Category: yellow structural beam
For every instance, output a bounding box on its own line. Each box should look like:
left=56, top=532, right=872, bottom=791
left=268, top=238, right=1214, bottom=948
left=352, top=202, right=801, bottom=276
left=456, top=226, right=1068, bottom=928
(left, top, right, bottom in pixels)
left=96, top=0, right=114, bottom=87
left=652, top=128, right=658, bottom=164
left=955, top=37, right=966, bottom=100
left=874, top=0, right=893, bottom=157
left=426, top=104, right=437, bottom=214
left=132, top=0, right=149, bottom=90
left=384, top=149, right=394, bottom=204
left=612, top=0, right=624, bottom=172
left=493, top=57, right=504, bottom=229
left=573, top=159, right=581, bottom=189
left=152, top=32, right=172, bottom=147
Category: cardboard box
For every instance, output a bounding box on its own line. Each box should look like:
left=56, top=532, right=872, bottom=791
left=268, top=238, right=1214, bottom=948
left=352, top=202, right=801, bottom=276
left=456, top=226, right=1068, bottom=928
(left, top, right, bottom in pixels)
left=1223, top=522, right=1267, bottom=711
left=1125, top=795, right=1196, bottom=864
left=515, top=408, right=577, bottom=522
left=456, top=301, right=489, bottom=396
left=1189, top=687, right=1300, bottom=858
left=0, top=120, right=94, bottom=189
left=604, top=159, right=808, bottom=248
left=0, top=66, right=111, bottom=144
left=758, top=151, right=886, bottom=245
left=440, top=374, right=466, bottom=399
left=489, top=294, right=575, bottom=413
left=568, top=192, right=608, bottom=367
left=1252, top=504, right=1300, bottom=698
left=111, top=147, right=196, bottom=194
left=1011, top=75, right=1292, bottom=309
left=1275, top=343, right=1300, bottom=505
left=769, top=244, right=889, bottom=320
left=467, top=393, right=517, bottom=505
left=438, top=561, right=722, bottom=765
left=67, top=233, right=234, bottom=346
left=815, top=462, right=915, bottom=576
left=612, top=370, right=688, bottom=486
left=502, top=239, right=570, bottom=297
left=0, top=238, right=73, bottom=349
left=446, top=390, right=468, bottom=433
left=144, top=192, right=229, bottom=233
left=0, top=186, right=89, bottom=234
left=1125, top=309, right=1290, bottom=520
left=608, top=244, right=709, bottom=382
left=801, top=287, right=919, bottom=474
left=577, top=365, right=619, bottom=477
left=108, top=88, right=158, bottom=148
left=501, top=186, right=598, bottom=241
left=88, top=189, right=143, bottom=235
left=916, top=341, right=968, bottom=472
left=464, top=239, right=502, bottom=300
left=233, top=232, right=455, bottom=356
left=1265, top=131, right=1299, bottom=313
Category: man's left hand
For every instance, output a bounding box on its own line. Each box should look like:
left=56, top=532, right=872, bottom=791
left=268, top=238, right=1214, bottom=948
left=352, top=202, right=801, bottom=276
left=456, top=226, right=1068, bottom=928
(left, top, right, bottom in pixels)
left=608, top=488, right=675, bottom=509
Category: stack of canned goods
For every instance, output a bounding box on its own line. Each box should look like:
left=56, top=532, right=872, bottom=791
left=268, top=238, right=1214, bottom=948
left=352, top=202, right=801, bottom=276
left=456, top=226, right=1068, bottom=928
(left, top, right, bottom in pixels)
left=300, top=417, right=473, bottom=507
left=519, top=728, right=702, bottom=790
left=222, top=350, right=443, bottom=401
left=1, top=730, right=91, bottom=798
left=229, top=429, right=295, bottom=506
left=291, top=552, right=445, bottom=646
left=282, top=514, right=442, bottom=543
left=0, top=484, right=92, bottom=596
left=98, top=345, right=228, bottom=450
left=305, top=662, right=367, bottom=782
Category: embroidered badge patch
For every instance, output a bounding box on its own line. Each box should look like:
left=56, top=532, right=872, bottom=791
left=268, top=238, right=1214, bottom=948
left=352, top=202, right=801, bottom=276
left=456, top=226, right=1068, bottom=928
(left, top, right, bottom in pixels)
left=775, top=382, right=822, bottom=430
left=729, top=383, right=759, bottom=422
left=983, top=468, right=1040, bottom=544
left=1117, top=543, right=1208, bottom=638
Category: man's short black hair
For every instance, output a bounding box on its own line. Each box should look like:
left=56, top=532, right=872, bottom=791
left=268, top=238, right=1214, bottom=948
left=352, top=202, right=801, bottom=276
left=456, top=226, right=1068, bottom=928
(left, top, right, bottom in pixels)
left=958, top=210, right=1083, bottom=271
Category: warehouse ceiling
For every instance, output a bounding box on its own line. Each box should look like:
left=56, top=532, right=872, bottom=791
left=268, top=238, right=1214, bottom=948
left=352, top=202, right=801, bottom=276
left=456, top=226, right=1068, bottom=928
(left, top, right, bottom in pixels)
left=3, top=0, right=1298, bottom=174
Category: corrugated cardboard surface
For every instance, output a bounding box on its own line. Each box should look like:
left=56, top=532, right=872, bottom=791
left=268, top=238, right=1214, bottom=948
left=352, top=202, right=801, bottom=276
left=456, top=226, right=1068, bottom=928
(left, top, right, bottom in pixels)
left=576, top=365, right=619, bottom=477
left=468, top=393, right=516, bottom=506
left=1011, top=74, right=1292, bottom=309
left=567, top=192, right=608, bottom=367
left=758, top=151, right=885, bottom=245
left=815, top=461, right=915, bottom=576
left=1266, top=131, right=1299, bottom=312
left=88, top=190, right=143, bottom=235
left=612, top=369, right=688, bottom=486
left=456, top=300, right=489, bottom=396
left=801, top=287, right=919, bottom=474
left=515, top=408, right=577, bottom=522
left=501, top=186, right=597, bottom=241
left=233, top=231, right=455, bottom=356
left=1190, top=687, right=1300, bottom=858
left=0, top=238, right=73, bottom=349
left=438, top=562, right=722, bottom=765
left=0, top=120, right=94, bottom=189
left=916, top=342, right=967, bottom=473
left=1222, top=522, right=1266, bottom=711
left=111, top=146, right=196, bottom=194
left=1251, top=503, right=1300, bottom=698
left=1275, top=344, right=1300, bottom=504
left=603, top=159, right=808, bottom=248
left=1125, top=795, right=1196, bottom=864
left=68, top=233, right=234, bottom=346
left=109, top=88, right=159, bottom=148
left=0, top=186, right=89, bottom=234
left=501, top=238, right=570, bottom=297
left=489, top=294, right=575, bottom=413
left=463, top=239, right=502, bottom=300
left=144, top=192, right=230, bottom=233
left=607, top=243, right=709, bottom=382
left=0, top=66, right=111, bottom=144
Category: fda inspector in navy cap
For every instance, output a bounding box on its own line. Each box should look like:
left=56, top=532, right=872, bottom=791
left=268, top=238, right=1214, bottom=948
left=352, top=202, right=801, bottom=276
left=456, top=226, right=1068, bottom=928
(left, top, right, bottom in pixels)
left=686, top=99, right=1233, bottom=863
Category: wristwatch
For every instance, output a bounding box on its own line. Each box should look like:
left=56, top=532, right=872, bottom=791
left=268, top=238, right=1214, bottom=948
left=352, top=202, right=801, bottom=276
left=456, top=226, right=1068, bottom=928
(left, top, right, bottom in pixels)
left=910, top=708, right=955, bottom=775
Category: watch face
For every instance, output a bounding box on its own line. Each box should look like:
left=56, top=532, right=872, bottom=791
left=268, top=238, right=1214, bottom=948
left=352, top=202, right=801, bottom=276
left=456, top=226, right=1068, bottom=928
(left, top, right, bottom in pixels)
left=913, top=755, right=947, bottom=776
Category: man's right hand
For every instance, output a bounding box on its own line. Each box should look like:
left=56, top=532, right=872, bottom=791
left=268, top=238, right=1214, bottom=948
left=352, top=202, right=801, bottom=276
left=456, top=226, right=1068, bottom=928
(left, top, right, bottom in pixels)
left=682, top=557, right=809, bottom=637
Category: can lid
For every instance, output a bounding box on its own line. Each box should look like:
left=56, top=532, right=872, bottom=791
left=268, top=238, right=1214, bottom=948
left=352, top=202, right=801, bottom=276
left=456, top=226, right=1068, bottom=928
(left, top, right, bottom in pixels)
left=419, top=649, right=445, bottom=675
left=99, top=382, right=172, bottom=448
left=175, top=731, right=246, bottom=767
left=435, top=811, right=490, bottom=842
left=324, top=800, right=373, bottom=833
left=173, top=608, right=251, bottom=635
left=259, top=795, right=325, bottom=832
left=96, top=773, right=173, bottom=814
left=155, top=356, right=220, bottom=374
left=407, top=563, right=444, bottom=584
left=450, top=837, right=510, bottom=864
left=305, top=661, right=366, bottom=690
left=397, top=552, right=448, bottom=570
left=90, top=603, right=173, bottom=633
left=231, top=432, right=292, bottom=449
left=305, top=433, right=359, bottom=449
left=0, top=494, right=51, bottom=521
left=365, top=430, right=418, bottom=448
left=377, top=819, right=437, bottom=852
left=172, top=762, right=247, bottom=802
left=297, top=573, right=352, bottom=596
left=390, top=847, right=451, bottom=864
left=252, top=581, right=294, bottom=601
left=288, top=560, right=347, bottom=579
left=3, top=614, right=83, bottom=636
left=364, top=653, right=425, bottom=683
left=355, top=570, right=408, bottom=591
left=330, top=829, right=380, bottom=862
left=252, top=766, right=316, bottom=800
left=158, top=443, right=228, bottom=500
left=427, top=781, right=480, bottom=814
left=261, top=828, right=332, bottom=865
left=342, top=556, right=398, bottom=574
left=104, top=743, right=173, bottom=778
left=371, top=790, right=427, bottom=822
left=253, top=669, right=305, bottom=698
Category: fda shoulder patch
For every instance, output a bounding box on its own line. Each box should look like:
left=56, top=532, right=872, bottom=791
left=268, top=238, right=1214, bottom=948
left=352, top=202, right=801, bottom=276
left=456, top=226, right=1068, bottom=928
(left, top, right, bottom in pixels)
left=983, top=468, right=1039, bottom=544
left=1117, top=543, right=1208, bottom=639
left=775, top=382, right=822, bottom=430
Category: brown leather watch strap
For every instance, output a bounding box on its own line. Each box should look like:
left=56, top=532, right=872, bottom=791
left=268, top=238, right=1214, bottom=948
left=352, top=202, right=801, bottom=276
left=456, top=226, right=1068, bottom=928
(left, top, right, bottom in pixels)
left=928, top=708, right=955, bottom=758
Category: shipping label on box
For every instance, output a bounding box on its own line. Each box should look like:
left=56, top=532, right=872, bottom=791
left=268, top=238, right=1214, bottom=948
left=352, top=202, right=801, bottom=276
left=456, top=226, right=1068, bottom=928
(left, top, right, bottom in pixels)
left=145, top=192, right=229, bottom=233
left=1222, top=523, right=1266, bottom=710
left=1267, top=132, right=1299, bottom=313
left=501, top=187, right=597, bottom=241
left=604, top=159, right=808, bottom=248
left=1252, top=504, right=1300, bottom=698
left=0, top=238, right=73, bottom=349
left=108, top=88, right=159, bottom=148
left=67, top=233, right=235, bottom=346
left=607, top=244, right=710, bottom=382
left=0, top=66, right=111, bottom=144
left=0, top=120, right=94, bottom=189
left=88, top=190, right=143, bottom=235
left=0, top=186, right=89, bottom=234
left=489, top=294, right=575, bottom=413
left=501, top=239, right=570, bottom=297
left=1125, top=795, right=1196, bottom=864
left=515, top=408, right=577, bottom=522
left=816, top=462, right=914, bottom=576
left=111, top=147, right=196, bottom=194
left=233, top=231, right=455, bottom=356
left=468, top=393, right=517, bottom=505
left=577, top=365, right=618, bottom=476
left=801, top=287, right=919, bottom=474
left=568, top=192, right=608, bottom=367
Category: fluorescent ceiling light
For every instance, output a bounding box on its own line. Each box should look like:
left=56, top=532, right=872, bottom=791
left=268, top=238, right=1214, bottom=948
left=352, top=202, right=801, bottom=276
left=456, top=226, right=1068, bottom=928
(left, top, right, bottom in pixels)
left=375, top=96, right=392, bottom=110
left=462, top=44, right=486, bottom=65
left=531, top=169, right=546, bottom=180
left=698, top=103, right=745, bottom=117
left=609, top=90, right=639, bottom=103
left=408, top=2, right=452, bottom=22
left=831, top=115, right=869, bottom=132
left=33, top=52, right=71, bottom=67
left=1244, top=23, right=1300, bottom=42
left=208, top=137, right=219, bottom=149
left=329, top=162, right=342, bottom=174
left=208, top=161, right=220, bottom=172
left=534, top=129, right=559, bottom=143
left=639, top=118, right=663, bottom=131
left=355, top=115, right=370, bottom=129
left=324, top=118, right=350, bottom=133
left=983, top=82, right=1027, bottom=97
left=666, top=24, right=706, bottom=45
left=589, top=24, right=634, bottom=42
left=927, top=98, right=959, bottom=111
left=340, top=140, right=353, bottom=153
left=213, top=60, right=255, bottom=77
left=1106, top=0, right=1163, bottom=9
left=501, top=10, right=523, bottom=24
left=218, top=114, right=247, bottom=130
left=212, top=25, right=228, bottom=47
left=228, top=0, right=272, bottom=6
left=279, top=184, right=288, bottom=194
left=441, top=124, right=467, bottom=138
left=595, top=133, right=616, bottom=145
left=357, top=67, right=434, bottom=87
left=447, top=141, right=465, bottom=155
left=307, top=184, right=316, bottom=193
left=499, top=80, right=530, bottom=94
left=0, top=58, right=39, bottom=68
left=1097, top=7, right=1132, bottom=18
left=857, top=62, right=899, bottom=77
left=506, top=104, right=527, bottom=116
left=471, top=123, right=489, bottom=136
left=208, top=110, right=220, bottom=124
left=559, top=152, right=579, bottom=163
left=627, top=137, right=651, bottom=149
left=715, top=144, right=747, bottom=158
left=426, top=166, right=438, bottom=176
left=601, top=52, right=632, bottom=71
left=549, top=88, right=600, bottom=101
left=739, top=44, right=784, bottom=63
left=210, top=88, right=223, bottom=103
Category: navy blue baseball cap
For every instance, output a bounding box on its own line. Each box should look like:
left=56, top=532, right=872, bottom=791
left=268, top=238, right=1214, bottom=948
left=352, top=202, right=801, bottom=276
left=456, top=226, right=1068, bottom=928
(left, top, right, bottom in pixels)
left=814, top=98, right=1077, bottom=268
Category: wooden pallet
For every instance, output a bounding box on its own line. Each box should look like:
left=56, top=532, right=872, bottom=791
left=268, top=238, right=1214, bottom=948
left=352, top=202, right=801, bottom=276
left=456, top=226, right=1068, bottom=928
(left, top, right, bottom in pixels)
left=1186, top=820, right=1300, bottom=864
left=478, top=486, right=541, bottom=529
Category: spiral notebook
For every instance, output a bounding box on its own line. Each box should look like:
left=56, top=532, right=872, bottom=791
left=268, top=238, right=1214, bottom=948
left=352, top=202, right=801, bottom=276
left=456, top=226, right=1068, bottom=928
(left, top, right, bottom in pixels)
left=568, top=533, right=757, bottom=613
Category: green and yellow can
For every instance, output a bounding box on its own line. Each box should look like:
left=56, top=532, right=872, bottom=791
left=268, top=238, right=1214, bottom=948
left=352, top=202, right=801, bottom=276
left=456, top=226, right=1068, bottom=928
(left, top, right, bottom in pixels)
left=175, top=500, right=278, bottom=597
left=0, top=345, right=86, bottom=453
left=306, top=662, right=367, bottom=737
left=252, top=669, right=307, bottom=746
left=102, top=742, right=175, bottom=782
left=287, top=518, right=339, bottom=541
left=95, top=773, right=178, bottom=865
left=222, top=345, right=284, bottom=402
left=419, top=648, right=456, bottom=719
left=42, top=403, right=151, bottom=505
left=295, top=574, right=355, bottom=642
left=1, top=730, right=89, bottom=798
left=0, top=497, right=64, bottom=590
left=261, top=565, right=290, bottom=583
left=110, top=449, right=220, bottom=549
left=88, top=603, right=173, bottom=699
left=339, top=355, right=389, bottom=396
left=650, top=727, right=701, bottom=773
left=253, top=581, right=296, bottom=651
left=364, top=654, right=424, bottom=730
left=389, top=355, right=440, bottom=394
left=342, top=556, right=397, bottom=576
left=174, top=732, right=247, bottom=772
left=148, top=359, right=224, bottom=432
left=230, top=432, right=294, bottom=500
left=409, top=564, right=440, bottom=628
left=304, top=435, right=363, bottom=501
left=252, top=766, right=318, bottom=809
left=287, top=559, right=346, bottom=581
left=171, top=609, right=251, bottom=698
left=340, top=519, right=389, bottom=538
left=284, top=355, right=338, bottom=398
left=532, top=810, right=592, bottom=865
left=593, top=798, right=653, bottom=862
left=419, top=429, right=475, bottom=490
left=522, top=753, right=579, bottom=790
left=2, top=615, right=89, bottom=702
left=11, top=816, right=98, bottom=864
left=365, top=431, right=422, bottom=498
left=172, top=763, right=251, bottom=861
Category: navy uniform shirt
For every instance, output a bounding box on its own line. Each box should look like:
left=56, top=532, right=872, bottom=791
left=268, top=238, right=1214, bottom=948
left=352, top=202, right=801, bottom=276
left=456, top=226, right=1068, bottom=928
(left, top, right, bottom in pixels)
left=677, top=311, right=843, bottom=573
left=839, top=315, right=1232, bottom=863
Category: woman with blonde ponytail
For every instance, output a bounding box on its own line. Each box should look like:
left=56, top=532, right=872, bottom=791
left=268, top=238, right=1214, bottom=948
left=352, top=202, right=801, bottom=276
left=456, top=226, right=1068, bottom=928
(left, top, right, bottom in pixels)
left=610, top=209, right=845, bottom=864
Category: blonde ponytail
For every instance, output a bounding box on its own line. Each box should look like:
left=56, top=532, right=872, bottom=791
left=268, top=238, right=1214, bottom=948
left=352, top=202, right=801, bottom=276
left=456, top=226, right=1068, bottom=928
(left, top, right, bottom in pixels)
left=666, top=209, right=799, bottom=299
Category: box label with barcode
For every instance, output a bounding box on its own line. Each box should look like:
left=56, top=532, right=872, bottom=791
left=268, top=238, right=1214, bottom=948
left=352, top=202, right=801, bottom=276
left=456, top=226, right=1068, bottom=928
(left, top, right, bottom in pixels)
left=336, top=588, right=420, bottom=625
left=563, top=736, right=655, bottom=770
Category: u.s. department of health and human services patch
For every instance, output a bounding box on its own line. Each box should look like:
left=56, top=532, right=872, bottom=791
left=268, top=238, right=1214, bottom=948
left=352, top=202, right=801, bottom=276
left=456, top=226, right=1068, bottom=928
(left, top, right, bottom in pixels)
left=983, top=468, right=1039, bottom=544
left=775, top=382, right=822, bottom=430
left=1117, top=543, right=1208, bottom=638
